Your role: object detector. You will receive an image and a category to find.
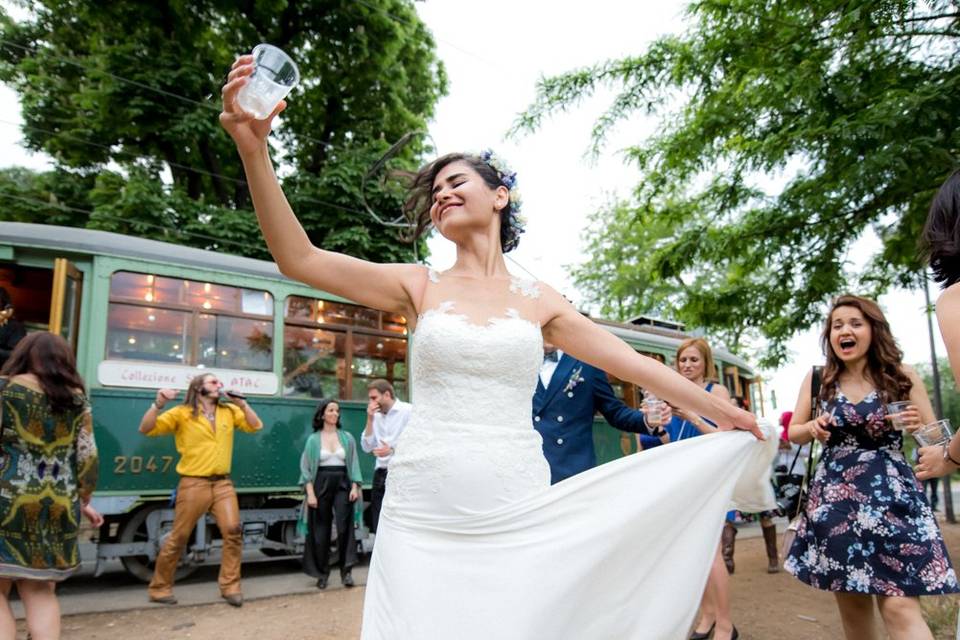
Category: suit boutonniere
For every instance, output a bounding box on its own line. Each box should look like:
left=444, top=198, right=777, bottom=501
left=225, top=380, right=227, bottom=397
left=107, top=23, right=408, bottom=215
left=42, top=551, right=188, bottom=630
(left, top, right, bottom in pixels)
left=563, top=366, right=585, bottom=394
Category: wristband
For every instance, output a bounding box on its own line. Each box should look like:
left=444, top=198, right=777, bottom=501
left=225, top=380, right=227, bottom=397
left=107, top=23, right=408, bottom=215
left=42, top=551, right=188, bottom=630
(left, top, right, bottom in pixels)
left=942, top=443, right=960, bottom=467
left=153, top=401, right=166, bottom=411
left=652, top=427, right=666, bottom=437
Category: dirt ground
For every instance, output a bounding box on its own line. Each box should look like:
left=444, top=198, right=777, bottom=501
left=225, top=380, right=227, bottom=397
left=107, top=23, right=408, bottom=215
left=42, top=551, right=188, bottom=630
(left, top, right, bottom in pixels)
left=18, top=523, right=960, bottom=640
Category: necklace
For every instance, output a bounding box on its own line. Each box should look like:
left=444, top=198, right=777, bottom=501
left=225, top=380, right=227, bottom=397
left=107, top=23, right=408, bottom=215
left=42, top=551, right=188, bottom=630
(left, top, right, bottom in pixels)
left=202, top=405, right=216, bottom=423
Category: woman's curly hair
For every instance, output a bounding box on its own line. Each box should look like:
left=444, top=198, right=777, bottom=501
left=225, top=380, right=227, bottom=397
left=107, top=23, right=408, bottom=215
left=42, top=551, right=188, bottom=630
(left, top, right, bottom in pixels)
left=922, top=169, right=960, bottom=289
left=404, top=152, right=523, bottom=253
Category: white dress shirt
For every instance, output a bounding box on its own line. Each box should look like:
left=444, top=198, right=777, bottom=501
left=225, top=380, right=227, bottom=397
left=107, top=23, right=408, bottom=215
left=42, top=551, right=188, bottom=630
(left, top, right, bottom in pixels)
left=540, top=350, right=564, bottom=389
left=361, top=399, right=413, bottom=470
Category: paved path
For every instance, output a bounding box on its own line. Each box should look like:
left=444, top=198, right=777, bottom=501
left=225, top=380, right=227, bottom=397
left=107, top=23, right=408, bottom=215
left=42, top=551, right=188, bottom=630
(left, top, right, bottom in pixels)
left=11, top=556, right=369, bottom=618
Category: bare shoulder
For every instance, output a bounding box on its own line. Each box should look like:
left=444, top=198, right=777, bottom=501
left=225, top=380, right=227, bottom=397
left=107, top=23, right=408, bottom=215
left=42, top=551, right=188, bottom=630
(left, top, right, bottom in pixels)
left=6, top=373, right=40, bottom=390
left=710, top=382, right=731, bottom=400
left=899, top=363, right=923, bottom=383
left=937, top=283, right=960, bottom=313
left=535, top=281, right=577, bottom=324
left=394, top=263, right=433, bottom=315
left=797, top=369, right=814, bottom=394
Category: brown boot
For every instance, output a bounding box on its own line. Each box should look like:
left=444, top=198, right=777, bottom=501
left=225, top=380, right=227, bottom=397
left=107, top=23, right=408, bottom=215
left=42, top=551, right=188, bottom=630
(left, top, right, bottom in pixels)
left=721, top=521, right=737, bottom=574
left=762, top=523, right=780, bottom=573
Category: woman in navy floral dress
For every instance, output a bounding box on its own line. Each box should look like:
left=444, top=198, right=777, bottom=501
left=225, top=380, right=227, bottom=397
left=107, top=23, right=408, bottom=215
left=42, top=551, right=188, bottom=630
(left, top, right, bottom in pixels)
left=785, top=295, right=956, bottom=639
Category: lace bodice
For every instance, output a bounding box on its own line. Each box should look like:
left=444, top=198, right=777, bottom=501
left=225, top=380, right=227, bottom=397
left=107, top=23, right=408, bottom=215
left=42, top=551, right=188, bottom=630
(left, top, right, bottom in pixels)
left=382, top=269, right=552, bottom=517
left=412, top=303, right=543, bottom=428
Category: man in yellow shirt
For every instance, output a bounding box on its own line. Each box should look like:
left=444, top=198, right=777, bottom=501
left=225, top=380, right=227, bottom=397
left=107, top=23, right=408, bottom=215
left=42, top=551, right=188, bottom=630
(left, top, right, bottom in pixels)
left=138, top=373, right=262, bottom=607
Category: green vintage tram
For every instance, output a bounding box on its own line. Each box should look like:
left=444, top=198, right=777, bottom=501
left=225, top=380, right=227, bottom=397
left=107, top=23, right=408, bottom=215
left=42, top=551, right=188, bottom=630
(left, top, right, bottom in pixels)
left=0, top=222, right=760, bottom=581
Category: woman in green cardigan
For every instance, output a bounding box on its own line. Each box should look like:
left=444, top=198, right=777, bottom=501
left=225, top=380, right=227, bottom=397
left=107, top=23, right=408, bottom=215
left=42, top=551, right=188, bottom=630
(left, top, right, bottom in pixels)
left=298, top=399, right=362, bottom=589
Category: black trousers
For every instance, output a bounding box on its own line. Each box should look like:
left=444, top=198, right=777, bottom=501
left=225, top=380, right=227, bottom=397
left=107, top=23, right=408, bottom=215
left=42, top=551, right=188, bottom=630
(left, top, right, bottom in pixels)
left=302, top=466, right=357, bottom=578
left=370, top=467, right=388, bottom=533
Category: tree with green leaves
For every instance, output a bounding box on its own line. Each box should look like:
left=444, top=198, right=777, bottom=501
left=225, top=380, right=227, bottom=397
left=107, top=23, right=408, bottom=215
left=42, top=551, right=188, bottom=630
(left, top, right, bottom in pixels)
left=515, top=0, right=959, bottom=366
left=916, top=357, right=960, bottom=429
left=0, top=0, right=446, bottom=262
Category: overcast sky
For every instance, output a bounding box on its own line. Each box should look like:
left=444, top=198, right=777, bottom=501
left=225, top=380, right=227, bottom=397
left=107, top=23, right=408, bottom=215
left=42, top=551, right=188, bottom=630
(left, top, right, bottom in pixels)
left=0, top=1, right=949, bottom=417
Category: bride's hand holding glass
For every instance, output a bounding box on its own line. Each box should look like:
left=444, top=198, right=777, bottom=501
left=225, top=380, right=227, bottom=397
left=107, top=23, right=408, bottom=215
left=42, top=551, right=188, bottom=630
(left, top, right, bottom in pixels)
left=219, top=55, right=287, bottom=156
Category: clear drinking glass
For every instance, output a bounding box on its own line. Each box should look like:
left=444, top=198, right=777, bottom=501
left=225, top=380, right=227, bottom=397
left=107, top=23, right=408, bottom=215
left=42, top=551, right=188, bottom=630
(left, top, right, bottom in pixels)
left=237, top=44, right=300, bottom=120
left=914, top=418, right=953, bottom=448
left=643, top=391, right=664, bottom=428
left=885, top=401, right=914, bottom=431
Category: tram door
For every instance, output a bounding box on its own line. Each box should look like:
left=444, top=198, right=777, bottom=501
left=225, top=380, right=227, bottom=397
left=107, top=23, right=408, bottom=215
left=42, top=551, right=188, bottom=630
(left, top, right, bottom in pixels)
left=49, top=258, right=83, bottom=352
left=0, top=257, right=82, bottom=353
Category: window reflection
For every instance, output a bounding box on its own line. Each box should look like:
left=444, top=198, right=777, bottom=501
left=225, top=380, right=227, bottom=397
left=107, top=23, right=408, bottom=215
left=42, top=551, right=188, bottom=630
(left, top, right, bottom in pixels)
left=197, top=315, right=273, bottom=371
left=283, top=295, right=408, bottom=400
left=107, top=272, right=273, bottom=371
left=283, top=326, right=347, bottom=398
left=351, top=334, right=408, bottom=401
left=106, top=305, right=189, bottom=363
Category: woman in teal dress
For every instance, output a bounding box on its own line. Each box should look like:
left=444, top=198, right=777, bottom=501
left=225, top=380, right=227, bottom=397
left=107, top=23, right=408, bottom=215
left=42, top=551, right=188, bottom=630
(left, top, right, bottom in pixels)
left=0, top=332, right=101, bottom=640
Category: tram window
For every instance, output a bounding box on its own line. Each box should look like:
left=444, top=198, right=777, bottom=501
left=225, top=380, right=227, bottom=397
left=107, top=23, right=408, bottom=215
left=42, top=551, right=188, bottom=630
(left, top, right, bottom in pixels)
left=282, top=326, right=348, bottom=398
left=197, top=315, right=273, bottom=371
left=606, top=375, right=629, bottom=403
left=106, top=305, right=189, bottom=363
left=382, top=312, right=408, bottom=334
left=107, top=272, right=274, bottom=368
left=351, top=334, right=408, bottom=401
left=284, top=295, right=409, bottom=400
left=283, top=297, right=376, bottom=328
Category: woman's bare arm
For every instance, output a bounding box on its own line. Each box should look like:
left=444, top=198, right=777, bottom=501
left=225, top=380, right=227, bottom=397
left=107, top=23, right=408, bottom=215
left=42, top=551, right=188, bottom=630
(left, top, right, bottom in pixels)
left=903, top=365, right=937, bottom=425
left=539, top=286, right=759, bottom=436
left=220, top=57, right=424, bottom=318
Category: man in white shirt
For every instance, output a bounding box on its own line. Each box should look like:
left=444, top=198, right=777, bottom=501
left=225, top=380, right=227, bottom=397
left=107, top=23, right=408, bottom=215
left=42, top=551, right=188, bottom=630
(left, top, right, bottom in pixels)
left=361, top=379, right=412, bottom=533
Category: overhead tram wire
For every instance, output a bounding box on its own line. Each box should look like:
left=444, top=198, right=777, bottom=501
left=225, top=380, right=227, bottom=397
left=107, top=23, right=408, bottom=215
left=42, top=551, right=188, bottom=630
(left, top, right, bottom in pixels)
left=1, top=190, right=544, bottom=282
left=0, top=37, right=337, bottom=153
left=1, top=32, right=542, bottom=280
left=0, top=118, right=371, bottom=217
left=1, top=116, right=544, bottom=274
left=0, top=192, right=256, bottom=253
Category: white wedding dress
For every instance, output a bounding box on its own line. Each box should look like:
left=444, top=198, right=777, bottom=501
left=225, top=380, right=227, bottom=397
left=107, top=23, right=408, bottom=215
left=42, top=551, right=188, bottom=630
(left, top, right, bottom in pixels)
left=361, top=272, right=776, bottom=640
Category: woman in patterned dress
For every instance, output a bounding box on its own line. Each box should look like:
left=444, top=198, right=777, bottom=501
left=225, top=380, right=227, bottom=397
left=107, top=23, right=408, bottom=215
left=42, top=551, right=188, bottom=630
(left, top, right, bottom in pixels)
left=785, top=295, right=956, bottom=639
left=0, top=332, right=101, bottom=640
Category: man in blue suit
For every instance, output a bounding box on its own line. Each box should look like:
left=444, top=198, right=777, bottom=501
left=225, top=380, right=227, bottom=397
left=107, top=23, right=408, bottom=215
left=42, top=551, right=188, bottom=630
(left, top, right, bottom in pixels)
left=534, top=342, right=671, bottom=484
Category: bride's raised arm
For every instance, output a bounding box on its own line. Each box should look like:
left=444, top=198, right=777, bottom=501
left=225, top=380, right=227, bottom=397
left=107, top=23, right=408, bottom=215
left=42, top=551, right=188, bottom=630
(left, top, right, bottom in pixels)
left=539, top=283, right=762, bottom=437
left=219, top=56, right=424, bottom=318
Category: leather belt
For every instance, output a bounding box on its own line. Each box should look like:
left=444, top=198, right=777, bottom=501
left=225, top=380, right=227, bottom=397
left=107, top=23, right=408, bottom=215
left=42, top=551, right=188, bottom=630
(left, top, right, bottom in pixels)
left=183, top=474, right=230, bottom=481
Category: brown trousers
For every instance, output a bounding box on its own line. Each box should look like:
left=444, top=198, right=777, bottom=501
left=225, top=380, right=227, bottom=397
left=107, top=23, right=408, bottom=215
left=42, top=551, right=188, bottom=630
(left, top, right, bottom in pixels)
left=148, top=477, right=242, bottom=598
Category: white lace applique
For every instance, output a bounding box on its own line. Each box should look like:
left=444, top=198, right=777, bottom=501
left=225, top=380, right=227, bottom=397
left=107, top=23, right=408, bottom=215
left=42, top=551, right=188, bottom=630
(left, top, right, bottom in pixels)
left=428, top=268, right=440, bottom=284
left=509, top=276, right=540, bottom=299
left=418, top=300, right=455, bottom=322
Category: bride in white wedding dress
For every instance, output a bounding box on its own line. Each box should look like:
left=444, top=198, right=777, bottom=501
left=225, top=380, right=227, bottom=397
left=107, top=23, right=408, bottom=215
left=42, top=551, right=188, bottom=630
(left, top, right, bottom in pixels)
left=220, top=56, right=774, bottom=640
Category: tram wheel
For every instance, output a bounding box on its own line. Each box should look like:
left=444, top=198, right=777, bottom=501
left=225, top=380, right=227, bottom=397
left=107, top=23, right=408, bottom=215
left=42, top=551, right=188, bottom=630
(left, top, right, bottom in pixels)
left=118, top=504, right=198, bottom=583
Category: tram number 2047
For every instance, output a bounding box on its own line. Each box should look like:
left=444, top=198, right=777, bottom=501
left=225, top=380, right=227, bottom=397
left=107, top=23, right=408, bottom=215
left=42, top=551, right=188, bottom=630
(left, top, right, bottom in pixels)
left=113, top=455, right=175, bottom=474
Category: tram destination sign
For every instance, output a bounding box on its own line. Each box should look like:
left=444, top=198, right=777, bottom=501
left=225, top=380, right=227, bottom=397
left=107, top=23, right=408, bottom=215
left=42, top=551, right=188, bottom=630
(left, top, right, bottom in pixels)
left=97, top=361, right=279, bottom=395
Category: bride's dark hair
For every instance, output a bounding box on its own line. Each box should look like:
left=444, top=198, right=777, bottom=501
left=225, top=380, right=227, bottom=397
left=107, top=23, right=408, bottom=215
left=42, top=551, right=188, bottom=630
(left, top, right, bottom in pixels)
left=403, top=153, right=522, bottom=252
left=921, top=169, right=960, bottom=289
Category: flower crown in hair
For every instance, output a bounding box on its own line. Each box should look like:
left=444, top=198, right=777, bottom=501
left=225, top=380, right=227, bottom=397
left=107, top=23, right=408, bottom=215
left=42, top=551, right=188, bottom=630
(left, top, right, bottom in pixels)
left=477, top=149, right=526, bottom=246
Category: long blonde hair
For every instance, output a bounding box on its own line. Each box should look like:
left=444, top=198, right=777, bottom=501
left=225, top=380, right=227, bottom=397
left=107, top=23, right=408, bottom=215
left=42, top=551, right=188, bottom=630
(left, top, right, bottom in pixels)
left=674, top=338, right=718, bottom=383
